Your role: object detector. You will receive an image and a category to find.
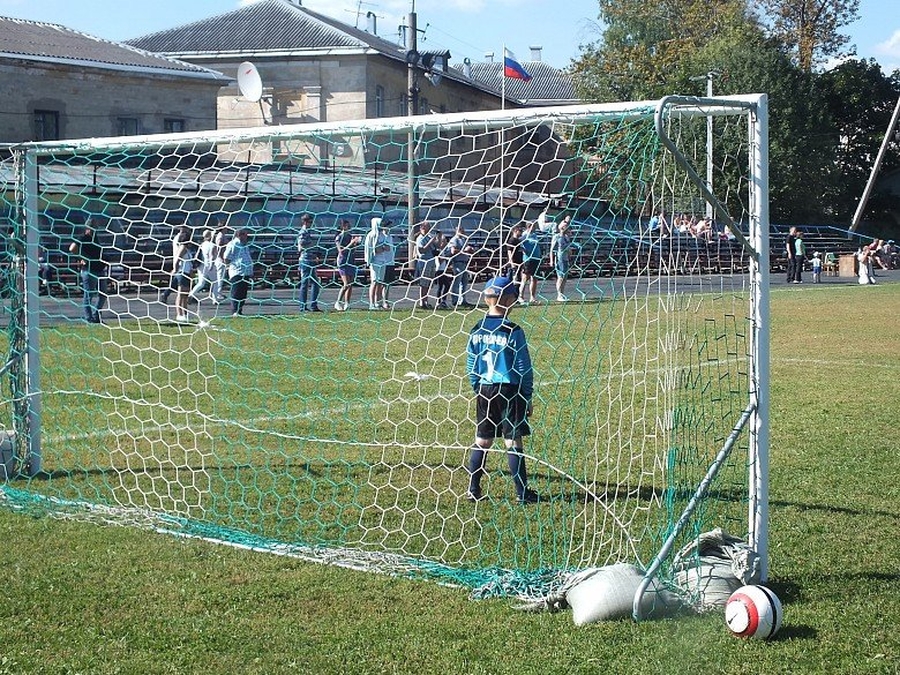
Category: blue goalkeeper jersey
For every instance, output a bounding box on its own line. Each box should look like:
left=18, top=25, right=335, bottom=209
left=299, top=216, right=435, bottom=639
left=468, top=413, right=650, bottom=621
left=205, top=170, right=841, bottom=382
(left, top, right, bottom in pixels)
left=466, top=315, right=533, bottom=399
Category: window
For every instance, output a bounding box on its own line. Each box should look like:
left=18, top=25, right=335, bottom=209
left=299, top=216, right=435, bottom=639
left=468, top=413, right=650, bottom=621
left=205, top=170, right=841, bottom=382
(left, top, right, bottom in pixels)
left=419, top=97, right=429, bottom=115
left=398, top=94, right=407, bottom=116
left=34, top=110, right=60, bottom=141
left=374, top=86, right=385, bottom=118
left=164, top=118, right=186, bottom=133
left=116, top=117, right=139, bottom=136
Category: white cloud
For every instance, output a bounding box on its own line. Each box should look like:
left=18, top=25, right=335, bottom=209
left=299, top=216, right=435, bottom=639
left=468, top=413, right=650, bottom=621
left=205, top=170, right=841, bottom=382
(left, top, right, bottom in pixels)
left=872, top=29, right=900, bottom=73
left=875, top=29, right=900, bottom=56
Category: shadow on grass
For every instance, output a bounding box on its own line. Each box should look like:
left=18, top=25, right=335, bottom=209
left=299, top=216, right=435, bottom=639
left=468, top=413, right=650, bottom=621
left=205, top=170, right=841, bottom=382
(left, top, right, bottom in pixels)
left=771, top=498, right=899, bottom=520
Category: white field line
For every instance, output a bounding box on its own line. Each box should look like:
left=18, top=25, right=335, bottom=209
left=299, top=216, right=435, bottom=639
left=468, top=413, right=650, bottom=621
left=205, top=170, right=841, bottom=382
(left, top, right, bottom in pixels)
left=44, top=355, right=746, bottom=446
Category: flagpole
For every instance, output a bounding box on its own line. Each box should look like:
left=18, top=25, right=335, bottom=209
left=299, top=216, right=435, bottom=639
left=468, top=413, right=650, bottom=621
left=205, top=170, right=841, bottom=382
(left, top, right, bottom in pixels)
left=499, top=46, right=506, bottom=269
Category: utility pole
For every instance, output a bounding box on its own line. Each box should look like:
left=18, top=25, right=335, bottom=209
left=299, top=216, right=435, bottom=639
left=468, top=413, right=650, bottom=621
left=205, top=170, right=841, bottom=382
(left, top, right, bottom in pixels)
left=406, top=2, right=419, bottom=265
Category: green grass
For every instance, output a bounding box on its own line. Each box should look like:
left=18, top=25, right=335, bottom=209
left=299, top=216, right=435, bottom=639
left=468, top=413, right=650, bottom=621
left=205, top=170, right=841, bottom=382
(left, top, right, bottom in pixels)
left=6, top=289, right=753, bottom=581
left=2, top=283, right=899, bottom=674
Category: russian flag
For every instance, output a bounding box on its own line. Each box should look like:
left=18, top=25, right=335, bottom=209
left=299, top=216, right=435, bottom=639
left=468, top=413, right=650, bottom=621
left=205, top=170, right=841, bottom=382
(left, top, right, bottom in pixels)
left=503, top=48, right=532, bottom=82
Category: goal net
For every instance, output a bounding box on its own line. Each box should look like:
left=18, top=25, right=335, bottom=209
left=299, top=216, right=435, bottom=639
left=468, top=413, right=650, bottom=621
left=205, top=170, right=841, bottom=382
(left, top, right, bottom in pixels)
left=0, top=95, right=769, bottom=609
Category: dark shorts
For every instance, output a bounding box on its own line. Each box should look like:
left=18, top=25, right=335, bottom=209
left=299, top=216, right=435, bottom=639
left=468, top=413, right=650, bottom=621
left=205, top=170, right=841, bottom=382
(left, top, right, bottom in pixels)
left=174, top=273, right=192, bottom=290
left=522, top=259, right=539, bottom=276
left=475, top=383, right=531, bottom=441
left=338, top=264, right=357, bottom=281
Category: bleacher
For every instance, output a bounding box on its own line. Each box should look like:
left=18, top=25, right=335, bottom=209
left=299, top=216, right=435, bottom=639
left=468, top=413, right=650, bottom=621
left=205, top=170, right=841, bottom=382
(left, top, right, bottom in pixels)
left=26, top=217, right=885, bottom=299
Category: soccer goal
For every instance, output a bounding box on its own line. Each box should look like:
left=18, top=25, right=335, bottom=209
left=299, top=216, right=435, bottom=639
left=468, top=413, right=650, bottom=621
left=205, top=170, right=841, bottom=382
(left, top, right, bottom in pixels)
left=0, top=94, right=769, bottom=615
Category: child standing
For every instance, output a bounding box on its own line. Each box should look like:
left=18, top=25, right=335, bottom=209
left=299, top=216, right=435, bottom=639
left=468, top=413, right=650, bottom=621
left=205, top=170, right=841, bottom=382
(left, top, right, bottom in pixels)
left=811, top=252, right=822, bottom=284
left=465, top=276, right=540, bottom=504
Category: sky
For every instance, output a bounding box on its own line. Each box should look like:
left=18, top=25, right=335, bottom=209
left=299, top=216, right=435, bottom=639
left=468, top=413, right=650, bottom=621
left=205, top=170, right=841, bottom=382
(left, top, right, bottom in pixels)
left=1, top=0, right=898, bottom=74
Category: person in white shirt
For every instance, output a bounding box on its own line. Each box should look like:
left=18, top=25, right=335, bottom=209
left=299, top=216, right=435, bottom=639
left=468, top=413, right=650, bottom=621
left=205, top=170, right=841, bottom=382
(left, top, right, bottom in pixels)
left=364, top=217, right=394, bottom=310
left=188, top=229, right=220, bottom=305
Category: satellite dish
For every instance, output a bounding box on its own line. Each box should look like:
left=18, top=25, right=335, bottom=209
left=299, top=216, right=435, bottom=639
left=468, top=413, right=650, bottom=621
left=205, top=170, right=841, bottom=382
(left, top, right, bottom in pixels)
left=237, top=61, right=263, bottom=102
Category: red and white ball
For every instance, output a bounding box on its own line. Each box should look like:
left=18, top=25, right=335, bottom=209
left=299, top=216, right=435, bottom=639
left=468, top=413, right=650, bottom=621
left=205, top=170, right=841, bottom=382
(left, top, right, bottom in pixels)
left=724, top=584, right=783, bottom=640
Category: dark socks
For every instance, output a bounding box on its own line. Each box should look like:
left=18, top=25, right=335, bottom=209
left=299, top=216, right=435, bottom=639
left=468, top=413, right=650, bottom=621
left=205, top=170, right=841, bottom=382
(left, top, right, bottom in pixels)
left=467, top=447, right=486, bottom=493
left=507, top=449, right=528, bottom=498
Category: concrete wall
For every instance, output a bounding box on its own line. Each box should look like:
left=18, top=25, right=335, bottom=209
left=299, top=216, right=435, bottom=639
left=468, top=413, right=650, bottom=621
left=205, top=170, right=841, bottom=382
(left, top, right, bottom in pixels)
left=0, top=60, right=221, bottom=143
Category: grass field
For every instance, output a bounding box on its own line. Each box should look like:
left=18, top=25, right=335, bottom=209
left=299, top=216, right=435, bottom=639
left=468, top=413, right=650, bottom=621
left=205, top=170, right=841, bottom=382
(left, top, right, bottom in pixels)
left=2, top=282, right=899, bottom=674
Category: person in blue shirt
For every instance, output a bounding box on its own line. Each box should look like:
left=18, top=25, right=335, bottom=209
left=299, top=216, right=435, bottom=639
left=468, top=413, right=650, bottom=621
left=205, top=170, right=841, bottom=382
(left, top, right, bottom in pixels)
left=223, top=228, right=254, bottom=316
left=297, top=213, right=322, bottom=312
left=465, top=275, right=539, bottom=504
left=519, top=220, right=542, bottom=304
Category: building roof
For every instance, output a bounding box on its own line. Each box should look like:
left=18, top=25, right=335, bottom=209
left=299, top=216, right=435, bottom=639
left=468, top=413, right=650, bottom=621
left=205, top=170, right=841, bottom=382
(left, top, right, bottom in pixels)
left=0, top=15, right=226, bottom=81
left=128, top=0, right=408, bottom=59
left=127, top=0, right=576, bottom=106
left=453, top=60, right=577, bottom=105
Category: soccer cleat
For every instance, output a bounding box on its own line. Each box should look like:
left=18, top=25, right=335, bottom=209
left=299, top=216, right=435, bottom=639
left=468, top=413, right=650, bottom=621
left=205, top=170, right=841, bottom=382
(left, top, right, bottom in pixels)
left=175, top=314, right=189, bottom=323
left=334, top=300, right=343, bottom=311
left=556, top=294, right=568, bottom=302
left=518, top=490, right=541, bottom=505
left=466, top=488, right=484, bottom=502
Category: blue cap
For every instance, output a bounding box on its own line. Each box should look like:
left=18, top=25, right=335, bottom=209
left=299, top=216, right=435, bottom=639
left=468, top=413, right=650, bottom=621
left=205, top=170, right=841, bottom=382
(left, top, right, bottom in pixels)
left=483, top=276, right=518, bottom=297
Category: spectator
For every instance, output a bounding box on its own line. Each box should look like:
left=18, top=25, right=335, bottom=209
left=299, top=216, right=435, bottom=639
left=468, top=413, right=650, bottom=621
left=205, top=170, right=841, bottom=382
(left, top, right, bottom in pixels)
left=68, top=220, right=107, bottom=324
left=38, top=248, right=54, bottom=295
left=873, top=239, right=891, bottom=271
left=465, top=275, right=539, bottom=505
left=885, top=240, right=898, bottom=269
left=792, top=229, right=805, bottom=283
left=447, top=223, right=475, bottom=308
left=334, top=219, right=361, bottom=312
left=363, top=217, right=393, bottom=310
left=212, top=225, right=228, bottom=302
left=647, top=210, right=669, bottom=238
left=414, top=221, right=439, bottom=309
left=189, top=229, right=219, bottom=305
left=519, top=220, right=542, bottom=304
left=550, top=217, right=574, bottom=302
left=434, top=233, right=454, bottom=309
left=171, top=226, right=194, bottom=322
left=785, top=226, right=797, bottom=283
left=223, top=228, right=254, bottom=316
left=503, top=223, right=525, bottom=279
left=811, top=252, right=822, bottom=284
left=857, top=244, right=876, bottom=285
left=297, top=214, right=322, bottom=312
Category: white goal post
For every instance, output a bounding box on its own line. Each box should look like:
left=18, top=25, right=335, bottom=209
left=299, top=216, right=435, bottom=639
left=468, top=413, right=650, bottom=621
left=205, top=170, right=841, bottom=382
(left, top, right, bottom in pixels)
left=0, top=94, right=769, bottom=615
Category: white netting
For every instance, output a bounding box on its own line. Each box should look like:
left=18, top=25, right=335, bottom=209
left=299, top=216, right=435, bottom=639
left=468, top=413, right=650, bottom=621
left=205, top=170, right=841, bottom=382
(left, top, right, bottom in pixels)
left=0, top=98, right=767, bottom=599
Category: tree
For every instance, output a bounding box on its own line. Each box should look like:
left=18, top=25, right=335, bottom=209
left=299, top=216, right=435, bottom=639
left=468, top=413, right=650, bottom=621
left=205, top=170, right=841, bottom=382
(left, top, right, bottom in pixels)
left=819, top=60, right=900, bottom=226
left=570, top=0, right=756, bottom=102
left=757, top=0, right=860, bottom=71
left=570, top=0, right=835, bottom=222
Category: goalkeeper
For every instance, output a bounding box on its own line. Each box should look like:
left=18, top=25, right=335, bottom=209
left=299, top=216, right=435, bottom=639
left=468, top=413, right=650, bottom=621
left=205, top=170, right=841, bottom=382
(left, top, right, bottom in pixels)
left=465, top=276, right=540, bottom=504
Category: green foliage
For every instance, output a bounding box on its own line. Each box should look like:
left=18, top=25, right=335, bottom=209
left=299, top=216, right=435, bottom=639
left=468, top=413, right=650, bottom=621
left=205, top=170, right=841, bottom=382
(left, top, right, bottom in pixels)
left=571, top=0, right=900, bottom=229
left=2, top=283, right=899, bottom=675
left=756, top=0, right=860, bottom=71
left=819, top=59, right=900, bottom=224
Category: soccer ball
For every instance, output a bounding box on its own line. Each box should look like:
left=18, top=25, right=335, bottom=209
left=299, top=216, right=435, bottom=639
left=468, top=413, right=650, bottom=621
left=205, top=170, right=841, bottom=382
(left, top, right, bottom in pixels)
left=725, top=584, right=783, bottom=640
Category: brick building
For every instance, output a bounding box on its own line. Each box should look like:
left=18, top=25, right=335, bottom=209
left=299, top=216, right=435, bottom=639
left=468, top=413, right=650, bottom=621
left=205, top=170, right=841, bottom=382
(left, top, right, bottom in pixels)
left=0, top=15, right=227, bottom=144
